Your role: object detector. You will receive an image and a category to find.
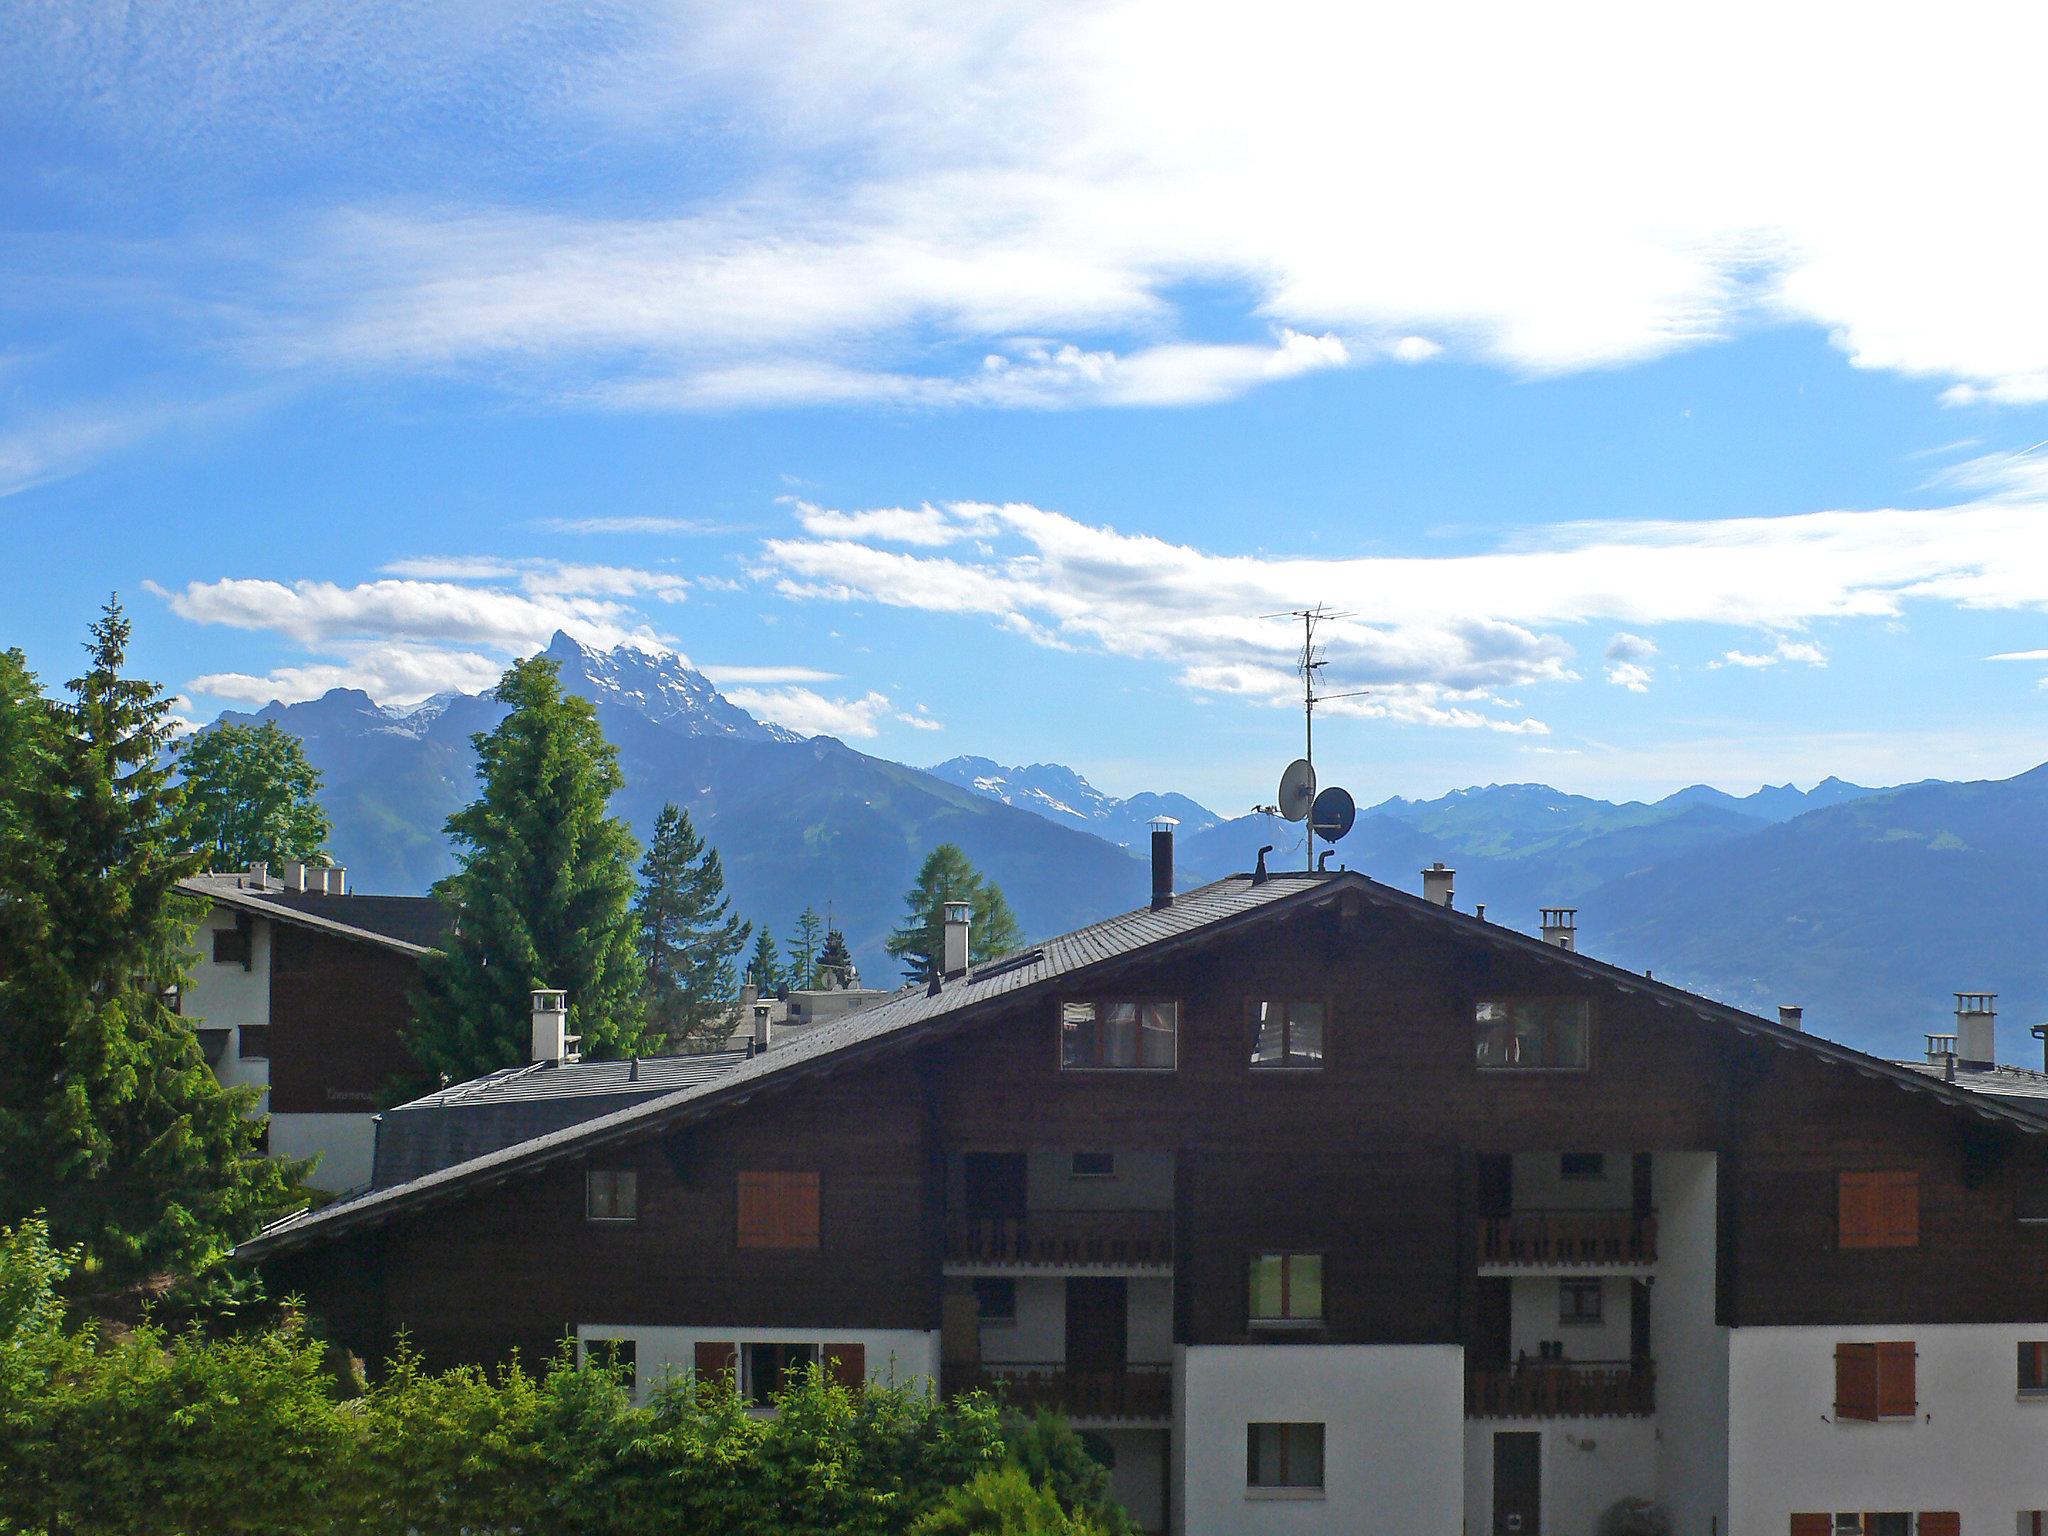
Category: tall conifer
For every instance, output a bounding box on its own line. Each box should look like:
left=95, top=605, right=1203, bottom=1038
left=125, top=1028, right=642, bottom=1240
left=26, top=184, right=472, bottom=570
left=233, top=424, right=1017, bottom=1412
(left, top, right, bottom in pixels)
left=884, top=844, right=1022, bottom=984
left=634, top=804, right=750, bottom=1050
left=410, top=656, right=650, bottom=1083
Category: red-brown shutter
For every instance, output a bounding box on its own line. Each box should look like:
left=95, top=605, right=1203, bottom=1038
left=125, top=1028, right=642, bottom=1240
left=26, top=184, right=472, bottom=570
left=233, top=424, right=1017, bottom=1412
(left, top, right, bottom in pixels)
left=693, top=1340, right=737, bottom=1383
left=1840, top=1172, right=1879, bottom=1248
left=1917, top=1514, right=1960, bottom=1536
left=1789, top=1517, right=1831, bottom=1536
left=1834, top=1342, right=1879, bottom=1420
left=824, top=1342, right=866, bottom=1389
left=1877, top=1341, right=1917, bottom=1417
left=737, top=1172, right=821, bottom=1249
left=1881, top=1171, right=1920, bottom=1247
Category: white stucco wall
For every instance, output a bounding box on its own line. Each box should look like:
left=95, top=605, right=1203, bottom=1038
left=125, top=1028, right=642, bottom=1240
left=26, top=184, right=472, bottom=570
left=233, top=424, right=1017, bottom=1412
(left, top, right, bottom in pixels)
left=1651, top=1151, right=1728, bottom=1535
left=1174, top=1343, right=1463, bottom=1536
left=1098, top=1427, right=1167, bottom=1533
left=184, top=906, right=271, bottom=1096
left=1027, top=1148, right=1175, bottom=1211
left=1729, top=1323, right=2048, bottom=1530
left=269, top=1112, right=377, bottom=1194
left=1510, top=1274, right=1633, bottom=1363
left=574, top=1324, right=941, bottom=1405
left=1464, top=1418, right=1659, bottom=1536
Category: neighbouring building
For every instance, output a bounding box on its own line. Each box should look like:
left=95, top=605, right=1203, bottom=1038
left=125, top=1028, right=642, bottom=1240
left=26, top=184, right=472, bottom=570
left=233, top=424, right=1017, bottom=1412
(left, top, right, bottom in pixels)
left=722, top=973, right=897, bottom=1054
left=180, top=863, right=445, bottom=1193
left=240, top=833, right=2048, bottom=1536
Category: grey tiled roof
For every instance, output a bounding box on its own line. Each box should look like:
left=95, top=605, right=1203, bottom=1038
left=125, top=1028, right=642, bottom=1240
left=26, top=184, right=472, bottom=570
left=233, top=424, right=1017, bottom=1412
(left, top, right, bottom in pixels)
left=180, top=873, right=447, bottom=955
left=1895, top=1060, right=2048, bottom=1118
left=239, top=867, right=2048, bottom=1261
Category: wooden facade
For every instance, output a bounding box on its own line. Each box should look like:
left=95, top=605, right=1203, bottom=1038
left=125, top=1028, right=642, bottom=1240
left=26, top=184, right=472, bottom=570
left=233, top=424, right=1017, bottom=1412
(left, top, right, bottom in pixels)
left=267, top=923, right=429, bottom=1115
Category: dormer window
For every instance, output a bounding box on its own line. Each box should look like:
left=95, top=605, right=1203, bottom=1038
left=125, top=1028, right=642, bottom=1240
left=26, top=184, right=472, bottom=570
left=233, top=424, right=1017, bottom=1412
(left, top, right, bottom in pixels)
left=1475, top=998, right=1590, bottom=1071
left=1060, top=1000, right=1178, bottom=1070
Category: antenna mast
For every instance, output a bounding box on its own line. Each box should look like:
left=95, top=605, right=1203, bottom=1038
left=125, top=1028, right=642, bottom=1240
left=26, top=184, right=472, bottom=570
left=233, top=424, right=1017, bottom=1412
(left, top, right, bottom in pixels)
left=1263, top=605, right=1369, bottom=870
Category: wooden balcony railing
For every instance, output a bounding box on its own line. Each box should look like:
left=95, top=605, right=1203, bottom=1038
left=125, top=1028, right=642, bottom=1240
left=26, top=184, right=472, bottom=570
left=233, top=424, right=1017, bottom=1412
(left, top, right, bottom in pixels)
left=1466, top=1358, right=1655, bottom=1418
left=946, top=1361, right=1173, bottom=1421
left=1478, top=1209, right=1657, bottom=1266
left=945, top=1209, right=1174, bottom=1268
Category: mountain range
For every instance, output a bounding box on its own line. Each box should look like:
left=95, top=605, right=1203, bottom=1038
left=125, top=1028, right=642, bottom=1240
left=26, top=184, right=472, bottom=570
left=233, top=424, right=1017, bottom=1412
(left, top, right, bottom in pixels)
left=214, top=632, right=2048, bottom=1063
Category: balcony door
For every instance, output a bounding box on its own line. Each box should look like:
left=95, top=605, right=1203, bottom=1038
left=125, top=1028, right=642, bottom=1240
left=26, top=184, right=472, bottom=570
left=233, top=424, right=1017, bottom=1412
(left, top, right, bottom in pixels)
left=963, top=1152, right=1028, bottom=1221
left=1065, top=1277, right=1128, bottom=1374
left=1492, top=1430, right=1540, bottom=1536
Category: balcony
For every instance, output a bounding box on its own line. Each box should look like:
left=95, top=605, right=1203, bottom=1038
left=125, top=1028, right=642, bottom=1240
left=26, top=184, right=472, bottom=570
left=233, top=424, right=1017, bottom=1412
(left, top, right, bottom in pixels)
left=945, top=1209, right=1174, bottom=1271
left=946, top=1361, right=1172, bottom=1423
left=1478, top=1209, right=1656, bottom=1268
left=1466, top=1358, right=1655, bottom=1419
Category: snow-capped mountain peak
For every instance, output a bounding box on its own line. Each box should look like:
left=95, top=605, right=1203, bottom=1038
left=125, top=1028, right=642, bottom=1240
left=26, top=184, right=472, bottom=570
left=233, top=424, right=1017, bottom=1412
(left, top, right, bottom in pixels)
left=927, top=755, right=1220, bottom=847
left=542, top=631, right=801, bottom=743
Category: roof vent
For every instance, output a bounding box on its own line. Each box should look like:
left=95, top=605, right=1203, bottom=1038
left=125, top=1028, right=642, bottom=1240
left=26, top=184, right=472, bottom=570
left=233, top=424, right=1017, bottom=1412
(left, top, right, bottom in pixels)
left=1253, top=845, right=1273, bottom=885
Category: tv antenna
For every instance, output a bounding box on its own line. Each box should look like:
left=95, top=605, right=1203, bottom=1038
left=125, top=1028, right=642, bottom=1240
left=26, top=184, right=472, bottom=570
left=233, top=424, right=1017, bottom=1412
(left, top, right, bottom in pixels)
left=1262, top=605, right=1370, bottom=868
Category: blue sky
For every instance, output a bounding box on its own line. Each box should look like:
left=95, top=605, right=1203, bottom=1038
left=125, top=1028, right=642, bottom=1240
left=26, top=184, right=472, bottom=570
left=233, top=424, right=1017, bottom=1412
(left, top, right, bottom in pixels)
left=7, top=2, right=2048, bottom=811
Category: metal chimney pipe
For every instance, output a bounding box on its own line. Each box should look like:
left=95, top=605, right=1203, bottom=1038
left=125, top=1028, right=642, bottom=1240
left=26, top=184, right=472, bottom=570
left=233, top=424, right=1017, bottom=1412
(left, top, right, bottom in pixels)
left=942, top=901, right=971, bottom=977
left=1150, top=817, right=1178, bottom=911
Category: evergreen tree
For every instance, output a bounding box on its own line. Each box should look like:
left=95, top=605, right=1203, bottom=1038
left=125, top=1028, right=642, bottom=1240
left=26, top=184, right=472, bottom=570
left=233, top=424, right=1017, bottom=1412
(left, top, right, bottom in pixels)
left=817, top=928, right=855, bottom=989
left=0, top=602, right=300, bottom=1289
left=789, top=906, right=824, bottom=990
left=748, top=927, right=782, bottom=993
left=884, top=844, right=1023, bottom=984
left=634, top=804, right=751, bottom=1050
left=409, top=657, right=651, bottom=1083
left=176, top=720, right=333, bottom=872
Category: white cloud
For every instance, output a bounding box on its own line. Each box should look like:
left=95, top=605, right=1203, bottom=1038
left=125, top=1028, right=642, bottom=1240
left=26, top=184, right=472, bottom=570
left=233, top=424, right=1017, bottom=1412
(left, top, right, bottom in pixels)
left=720, top=686, right=903, bottom=740
left=533, top=515, right=743, bottom=535
left=189, top=643, right=509, bottom=706
left=1603, top=632, right=1658, bottom=691
left=700, top=664, right=841, bottom=685
left=1707, top=638, right=1829, bottom=671
left=790, top=501, right=969, bottom=547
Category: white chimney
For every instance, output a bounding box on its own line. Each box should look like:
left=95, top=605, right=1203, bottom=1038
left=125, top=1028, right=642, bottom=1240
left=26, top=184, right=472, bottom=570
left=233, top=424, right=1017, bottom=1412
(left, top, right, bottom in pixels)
left=1422, top=862, right=1456, bottom=908
left=322, top=865, right=348, bottom=896
left=942, top=900, right=971, bottom=977
left=1778, top=1004, right=1804, bottom=1032
left=740, top=978, right=759, bottom=1012
left=281, top=859, right=307, bottom=893
left=1540, top=908, right=1578, bottom=951
left=752, top=1002, right=773, bottom=1055
left=1956, top=992, right=1996, bottom=1069
left=531, top=988, right=577, bottom=1064
left=247, top=860, right=268, bottom=889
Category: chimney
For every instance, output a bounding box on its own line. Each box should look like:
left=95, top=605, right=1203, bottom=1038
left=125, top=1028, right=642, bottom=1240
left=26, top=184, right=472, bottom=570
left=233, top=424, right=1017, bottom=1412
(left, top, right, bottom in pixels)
left=1539, top=908, right=1577, bottom=951
left=1778, top=1004, right=1803, bottom=1032
left=281, top=859, right=307, bottom=893
left=325, top=865, right=348, bottom=896
left=530, top=988, right=577, bottom=1064
left=247, top=860, right=268, bottom=889
left=1925, top=1032, right=1959, bottom=1069
left=942, top=900, right=971, bottom=978
left=740, top=978, right=759, bottom=1013
left=752, top=1003, right=773, bottom=1055
left=1955, top=992, right=1997, bottom=1070
left=1150, top=817, right=1178, bottom=911
left=1422, top=862, right=1456, bottom=908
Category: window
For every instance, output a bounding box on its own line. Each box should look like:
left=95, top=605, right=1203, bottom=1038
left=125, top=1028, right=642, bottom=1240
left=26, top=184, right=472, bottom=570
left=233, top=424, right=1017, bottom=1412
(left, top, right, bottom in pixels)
left=1249, top=1253, right=1323, bottom=1327
left=1560, top=1152, right=1606, bottom=1182
left=584, top=1337, right=636, bottom=1393
left=973, top=1278, right=1017, bottom=1325
left=1070, top=1151, right=1116, bottom=1179
left=212, top=926, right=251, bottom=967
left=1475, top=999, right=1590, bottom=1070
left=1833, top=1341, right=1916, bottom=1421
left=1794, top=1517, right=1956, bottom=1536
left=236, top=1026, right=270, bottom=1060
left=744, top=1341, right=818, bottom=1404
left=2020, top=1341, right=2048, bottom=1394
left=1250, top=999, right=1326, bottom=1069
left=1559, top=1279, right=1603, bottom=1325
left=1246, top=1422, right=1324, bottom=1492
left=737, top=1171, right=821, bottom=1249
left=1060, top=1000, right=1178, bottom=1070
left=586, top=1168, right=637, bottom=1223
left=2017, top=1167, right=2048, bottom=1223
left=1839, top=1171, right=1918, bottom=1249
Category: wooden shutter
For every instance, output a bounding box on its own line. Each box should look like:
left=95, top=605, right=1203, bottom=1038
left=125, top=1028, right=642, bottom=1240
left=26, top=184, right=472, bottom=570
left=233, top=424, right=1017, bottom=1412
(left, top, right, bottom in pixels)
left=737, top=1171, right=822, bottom=1249
left=824, top=1342, right=866, bottom=1389
left=1917, top=1514, right=1960, bottom=1536
left=1877, top=1341, right=1917, bottom=1417
left=1834, top=1342, right=1879, bottom=1420
left=1841, top=1170, right=1919, bottom=1249
left=693, top=1340, right=737, bottom=1383
left=1789, top=1517, right=1831, bottom=1536
left=1879, top=1171, right=1919, bottom=1247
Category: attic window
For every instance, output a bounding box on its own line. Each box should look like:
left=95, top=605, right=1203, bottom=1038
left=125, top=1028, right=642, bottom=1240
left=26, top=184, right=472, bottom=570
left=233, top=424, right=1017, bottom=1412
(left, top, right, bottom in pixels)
left=1060, top=1000, right=1178, bottom=1071
left=212, top=926, right=252, bottom=968
left=1475, top=999, right=1590, bottom=1071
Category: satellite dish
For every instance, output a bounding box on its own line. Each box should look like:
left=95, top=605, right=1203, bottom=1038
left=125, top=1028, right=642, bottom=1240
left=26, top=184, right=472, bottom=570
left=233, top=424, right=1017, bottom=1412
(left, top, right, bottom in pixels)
left=1311, top=785, right=1356, bottom=843
left=1277, top=759, right=1317, bottom=822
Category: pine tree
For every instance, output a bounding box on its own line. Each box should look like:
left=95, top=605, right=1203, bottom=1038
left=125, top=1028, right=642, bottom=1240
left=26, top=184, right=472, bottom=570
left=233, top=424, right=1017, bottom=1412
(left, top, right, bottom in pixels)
left=789, top=906, right=824, bottom=990
left=409, top=657, right=651, bottom=1083
left=0, top=602, right=301, bottom=1289
left=634, top=804, right=751, bottom=1051
left=817, top=928, right=855, bottom=989
left=176, top=720, right=332, bottom=871
left=748, top=927, right=782, bottom=993
left=884, top=844, right=1023, bottom=984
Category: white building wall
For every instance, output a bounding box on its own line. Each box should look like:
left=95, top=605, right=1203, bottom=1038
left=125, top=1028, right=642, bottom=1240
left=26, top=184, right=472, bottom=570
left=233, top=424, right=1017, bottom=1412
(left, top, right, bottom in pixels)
left=1729, top=1323, right=2048, bottom=1531
left=1651, top=1151, right=1728, bottom=1535
left=1174, top=1343, right=1463, bottom=1536
left=1098, top=1428, right=1167, bottom=1534
left=1463, top=1418, right=1659, bottom=1536
left=982, top=1276, right=1066, bottom=1364
left=185, top=906, right=272, bottom=1098
left=269, top=1112, right=377, bottom=1194
left=1513, top=1150, right=1634, bottom=1212
left=573, top=1323, right=941, bottom=1406
left=1510, top=1275, right=1633, bottom=1363
left=1026, top=1148, right=1175, bottom=1211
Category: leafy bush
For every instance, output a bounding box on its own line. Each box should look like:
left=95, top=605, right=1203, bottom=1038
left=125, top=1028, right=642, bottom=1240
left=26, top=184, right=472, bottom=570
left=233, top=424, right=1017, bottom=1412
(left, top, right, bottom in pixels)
left=911, top=1466, right=1108, bottom=1535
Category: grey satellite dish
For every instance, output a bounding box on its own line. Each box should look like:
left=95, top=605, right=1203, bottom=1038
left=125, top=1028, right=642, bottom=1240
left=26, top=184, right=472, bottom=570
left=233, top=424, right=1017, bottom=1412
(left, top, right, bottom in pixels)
left=1277, top=759, right=1317, bottom=822
left=1311, top=785, right=1356, bottom=843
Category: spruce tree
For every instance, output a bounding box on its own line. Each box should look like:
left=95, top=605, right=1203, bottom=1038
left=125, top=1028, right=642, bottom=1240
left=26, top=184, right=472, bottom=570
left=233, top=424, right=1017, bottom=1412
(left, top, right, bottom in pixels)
left=789, top=906, right=824, bottom=990
left=0, top=603, right=300, bottom=1289
left=817, top=927, right=854, bottom=989
left=177, top=720, right=332, bottom=871
left=748, top=927, right=782, bottom=993
left=634, top=804, right=751, bottom=1050
left=884, top=844, right=1023, bottom=984
left=410, top=657, right=651, bottom=1083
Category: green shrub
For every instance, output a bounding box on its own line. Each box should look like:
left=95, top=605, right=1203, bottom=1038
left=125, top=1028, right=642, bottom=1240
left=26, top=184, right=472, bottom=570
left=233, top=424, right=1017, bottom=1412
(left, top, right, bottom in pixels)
left=911, top=1465, right=1108, bottom=1535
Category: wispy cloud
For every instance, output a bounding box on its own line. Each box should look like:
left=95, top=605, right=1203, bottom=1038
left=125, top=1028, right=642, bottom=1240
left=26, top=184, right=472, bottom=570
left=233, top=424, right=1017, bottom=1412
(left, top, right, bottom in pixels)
left=719, top=685, right=937, bottom=740
left=532, top=515, right=746, bottom=536
left=1604, top=632, right=1657, bottom=692
left=699, top=664, right=840, bottom=685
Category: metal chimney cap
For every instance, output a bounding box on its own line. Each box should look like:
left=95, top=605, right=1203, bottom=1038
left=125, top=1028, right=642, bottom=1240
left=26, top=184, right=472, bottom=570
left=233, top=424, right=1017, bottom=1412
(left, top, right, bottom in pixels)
left=1149, top=815, right=1180, bottom=830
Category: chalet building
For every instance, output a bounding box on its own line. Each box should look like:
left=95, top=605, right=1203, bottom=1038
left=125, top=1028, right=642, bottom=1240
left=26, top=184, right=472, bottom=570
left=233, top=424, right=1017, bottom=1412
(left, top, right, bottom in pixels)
left=180, top=863, right=444, bottom=1192
left=240, top=833, right=2048, bottom=1536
